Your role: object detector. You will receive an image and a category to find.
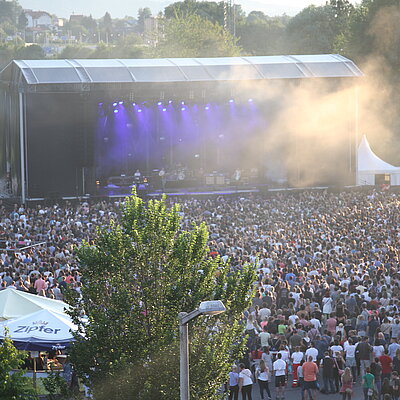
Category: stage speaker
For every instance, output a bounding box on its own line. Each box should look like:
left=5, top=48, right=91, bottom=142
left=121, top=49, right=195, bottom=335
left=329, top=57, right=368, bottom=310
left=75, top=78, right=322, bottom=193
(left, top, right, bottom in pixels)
left=205, top=176, right=215, bottom=185
left=216, top=176, right=225, bottom=185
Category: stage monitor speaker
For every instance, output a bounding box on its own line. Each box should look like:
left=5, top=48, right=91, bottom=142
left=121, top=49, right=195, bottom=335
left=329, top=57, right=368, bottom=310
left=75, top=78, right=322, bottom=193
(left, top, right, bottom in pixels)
left=205, top=176, right=215, bottom=185
left=216, top=176, right=225, bottom=185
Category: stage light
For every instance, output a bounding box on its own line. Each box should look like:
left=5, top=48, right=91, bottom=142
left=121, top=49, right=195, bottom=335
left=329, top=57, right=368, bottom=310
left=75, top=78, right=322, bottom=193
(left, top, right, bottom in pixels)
left=162, top=108, right=167, bottom=112
left=168, top=100, right=173, bottom=104
left=98, top=102, right=103, bottom=106
left=113, top=102, right=118, bottom=107
left=205, top=106, right=210, bottom=110
left=114, top=109, right=119, bottom=114
left=181, top=101, right=185, bottom=105
left=119, top=101, right=124, bottom=105
left=181, top=107, right=186, bottom=111
left=229, top=99, right=234, bottom=103
left=132, top=102, right=136, bottom=106
left=248, top=98, right=253, bottom=102
left=157, top=101, right=162, bottom=106
left=138, top=109, right=142, bottom=113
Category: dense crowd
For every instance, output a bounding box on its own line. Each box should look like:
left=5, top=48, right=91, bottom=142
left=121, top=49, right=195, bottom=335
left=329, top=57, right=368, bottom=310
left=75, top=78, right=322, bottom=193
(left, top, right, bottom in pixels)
left=1, top=190, right=400, bottom=400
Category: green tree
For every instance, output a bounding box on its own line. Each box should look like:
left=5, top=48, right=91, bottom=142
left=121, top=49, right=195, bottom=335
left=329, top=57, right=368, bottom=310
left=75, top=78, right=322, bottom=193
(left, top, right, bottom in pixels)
left=58, top=45, right=93, bottom=59
left=164, top=0, right=225, bottom=26
left=285, top=5, right=337, bottom=54
left=0, top=329, right=36, bottom=399
left=15, top=44, right=45, bottom=59
left=151, top=13, right=241, bottom=58
left=237, top=14, right=289, bottom=55
left=99, top=11, right=113, bottom=42
left=17, top=11, right=27, bottom=31
left=0, top=0, right=21, bottom=25
left=67, top=193, right=255, bottom=400
left=137, top=7, right=152, bottom=33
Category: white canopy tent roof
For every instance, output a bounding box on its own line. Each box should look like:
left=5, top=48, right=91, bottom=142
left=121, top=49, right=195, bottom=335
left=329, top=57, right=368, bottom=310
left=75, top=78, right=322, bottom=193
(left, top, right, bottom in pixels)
left=357, top=135, right=400, bottom=185
left=0, top=288, right=69, bottom=321
left=0, top=309, right=76, bottom=351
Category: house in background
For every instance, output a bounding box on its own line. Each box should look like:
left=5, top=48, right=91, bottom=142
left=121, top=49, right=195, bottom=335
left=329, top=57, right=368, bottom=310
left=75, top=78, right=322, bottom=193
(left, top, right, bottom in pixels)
left=24, top=10, right=53, bottom=29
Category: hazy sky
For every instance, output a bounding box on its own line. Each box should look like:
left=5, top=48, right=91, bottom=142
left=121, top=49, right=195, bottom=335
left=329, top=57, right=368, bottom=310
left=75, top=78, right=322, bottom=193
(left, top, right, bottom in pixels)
left=18, top=0, right=356, bottom=19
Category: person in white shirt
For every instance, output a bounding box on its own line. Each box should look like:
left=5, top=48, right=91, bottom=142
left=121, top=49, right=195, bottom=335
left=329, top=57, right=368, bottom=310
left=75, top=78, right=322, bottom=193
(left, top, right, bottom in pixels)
left=259, top=304, right=271, bottom=321
left=305, top=343, right=318, bottom=362
left=372, top=341, right=385, bottom=359
left=256, top=359, right=271, bottom=400
left=330, top=339, right=343, bottom=358
left=310, top=317, right=322, bottom=332
left=239, top=363, right=253, bottom=400
left=291, top=346, right=304, bottom=387
left=259, top=326, right=271, bottom=348
left=344, top=338, right=357, bottom=382
left=273, top=353, right=287, bottom=399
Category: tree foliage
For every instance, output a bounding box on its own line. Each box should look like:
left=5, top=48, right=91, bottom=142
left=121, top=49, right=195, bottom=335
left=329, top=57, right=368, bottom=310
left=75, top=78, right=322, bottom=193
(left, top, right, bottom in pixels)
left=67, top=193, right=255, bottom=400
left=0, top=329, right=36, bottom=400
left=237, top=13, right=289, bottom=55
left=152, top=13, right=241, bottom=58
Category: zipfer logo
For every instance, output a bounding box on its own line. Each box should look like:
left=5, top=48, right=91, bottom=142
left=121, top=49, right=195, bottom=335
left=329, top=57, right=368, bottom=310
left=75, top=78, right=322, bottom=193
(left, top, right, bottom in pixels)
left=14, top=325, right=61, bottom=334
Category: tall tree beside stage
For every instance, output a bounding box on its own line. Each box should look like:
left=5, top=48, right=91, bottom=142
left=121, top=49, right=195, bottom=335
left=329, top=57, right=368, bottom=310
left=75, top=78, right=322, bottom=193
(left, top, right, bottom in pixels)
left=66, top=192, right=255, bottom=400
left=151, top=13, right=241, bottom=57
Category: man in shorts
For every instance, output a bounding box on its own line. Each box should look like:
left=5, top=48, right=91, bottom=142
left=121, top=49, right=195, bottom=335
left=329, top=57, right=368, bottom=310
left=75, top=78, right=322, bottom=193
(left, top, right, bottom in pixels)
left=273, top=353, right=287, bottom=400
left=302, top=355, right=319, bottom=400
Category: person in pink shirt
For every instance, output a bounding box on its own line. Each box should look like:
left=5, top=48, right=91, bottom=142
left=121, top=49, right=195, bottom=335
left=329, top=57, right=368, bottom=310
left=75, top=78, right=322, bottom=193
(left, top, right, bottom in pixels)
left=34, top=274, right=48, bottom=295
left=326, top=313, right=337, bottom=336
left=302, top=355, right=319, bottom=400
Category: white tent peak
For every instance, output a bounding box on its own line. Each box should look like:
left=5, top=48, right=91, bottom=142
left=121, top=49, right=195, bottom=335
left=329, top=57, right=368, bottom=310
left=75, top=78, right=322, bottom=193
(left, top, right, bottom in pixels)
left=0, top=288, right=69, bottom=321
left=358, top=135, right=399, bottom=172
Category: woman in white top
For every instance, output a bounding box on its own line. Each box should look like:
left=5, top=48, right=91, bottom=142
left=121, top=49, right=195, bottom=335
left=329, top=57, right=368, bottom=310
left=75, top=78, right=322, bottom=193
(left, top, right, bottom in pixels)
left=239, top=363, right=253, bottom=400
left=256, top=360, right=272, bottom=400
left=245, top=314, right=261, bottom=337
left=322, top=295, right=333, bottom=316
left=344, top=337, right=357, bottom=382
left=372, top=341, right=385, bottom=359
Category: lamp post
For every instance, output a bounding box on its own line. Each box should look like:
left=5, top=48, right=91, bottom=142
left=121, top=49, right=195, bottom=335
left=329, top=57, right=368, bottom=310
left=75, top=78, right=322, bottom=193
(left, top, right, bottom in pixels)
left=179, top=300, right=226, bottom=400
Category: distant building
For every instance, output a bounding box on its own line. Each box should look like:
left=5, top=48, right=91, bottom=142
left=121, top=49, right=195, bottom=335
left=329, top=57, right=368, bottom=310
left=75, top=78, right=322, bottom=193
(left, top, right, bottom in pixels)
left=24, top=10, right=52, bottom=29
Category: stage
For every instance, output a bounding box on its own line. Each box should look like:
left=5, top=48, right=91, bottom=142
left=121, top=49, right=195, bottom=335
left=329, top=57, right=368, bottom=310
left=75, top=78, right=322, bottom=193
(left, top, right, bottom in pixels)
left=0, top=55, right=363, bottom=202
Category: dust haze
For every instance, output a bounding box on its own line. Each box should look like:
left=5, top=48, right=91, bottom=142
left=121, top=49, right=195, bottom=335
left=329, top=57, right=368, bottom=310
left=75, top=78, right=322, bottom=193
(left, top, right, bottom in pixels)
left=223, top=5, right=398, bottom=188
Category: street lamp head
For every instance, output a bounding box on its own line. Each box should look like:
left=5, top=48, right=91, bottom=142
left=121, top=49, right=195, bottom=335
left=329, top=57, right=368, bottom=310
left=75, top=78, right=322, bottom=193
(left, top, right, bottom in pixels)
left=198, top=300, right=226, bottom=316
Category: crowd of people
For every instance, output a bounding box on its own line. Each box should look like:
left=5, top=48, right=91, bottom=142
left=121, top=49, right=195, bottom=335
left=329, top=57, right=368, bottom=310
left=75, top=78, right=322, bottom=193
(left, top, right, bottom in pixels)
left=1, top=189, right=400, bottom=400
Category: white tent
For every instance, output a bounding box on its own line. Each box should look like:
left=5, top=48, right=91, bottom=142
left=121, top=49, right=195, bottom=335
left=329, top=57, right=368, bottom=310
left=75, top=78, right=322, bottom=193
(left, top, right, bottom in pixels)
left=357, top=135, right=400, bottom=185
left=0, top=288, right=69, bottom=321
left=0, top=309, right=76, bottom=351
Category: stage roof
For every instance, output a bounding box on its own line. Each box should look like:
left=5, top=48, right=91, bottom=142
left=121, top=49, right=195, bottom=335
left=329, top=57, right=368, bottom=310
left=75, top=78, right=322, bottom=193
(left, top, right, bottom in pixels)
left=1, top=55, right=362, bottom=91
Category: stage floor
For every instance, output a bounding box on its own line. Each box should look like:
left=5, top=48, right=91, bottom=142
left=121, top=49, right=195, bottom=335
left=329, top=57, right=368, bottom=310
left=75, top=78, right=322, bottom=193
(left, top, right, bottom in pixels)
left=99, top=184, right=263, bottom=198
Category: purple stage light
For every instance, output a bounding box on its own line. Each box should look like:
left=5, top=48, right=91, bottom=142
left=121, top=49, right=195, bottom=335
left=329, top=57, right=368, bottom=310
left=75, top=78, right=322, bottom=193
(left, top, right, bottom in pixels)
left=114, top=109, right=119, bottom=114
left=162, top=108, right=167, bottom=112
left=113, top=102, right=117, bottom=107
left=229, top=99, right=234, bottom=103
left=248, top=99, right=253, bottom=102
left=132, top=102, right=136, bottom=106
left=168, top=100, right=172, bottom=104
left=205, top=106, right=210, bottom=110
left=181, top=101, right=185, bottom=105
left=181, top=107, right=186, bottom=111
left=118, top=101, right=124, bottom=105
left=157, top=101, right=162, bottom=106
left=138, top=109, right=142, bottom=113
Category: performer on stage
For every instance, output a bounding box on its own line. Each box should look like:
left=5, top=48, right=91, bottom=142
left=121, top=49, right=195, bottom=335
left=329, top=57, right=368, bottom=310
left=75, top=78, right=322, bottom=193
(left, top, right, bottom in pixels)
left=159, top=168, right=166, bottom=191
left=133, top=169, right=141, bottom=183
